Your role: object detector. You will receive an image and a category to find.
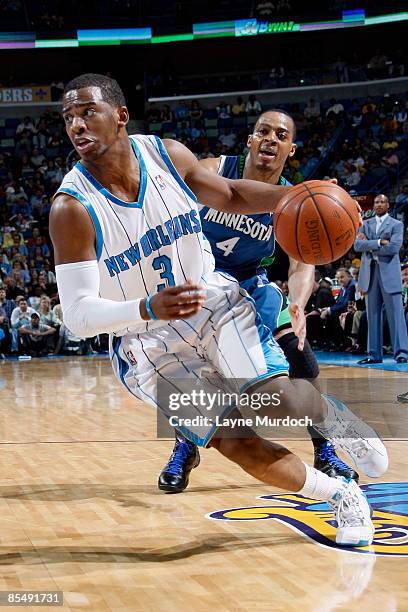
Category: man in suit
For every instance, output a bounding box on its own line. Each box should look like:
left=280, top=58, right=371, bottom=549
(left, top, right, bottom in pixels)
left=320, top=268, right=355, bottom=350
left=354, top=194, right=408, bottom=364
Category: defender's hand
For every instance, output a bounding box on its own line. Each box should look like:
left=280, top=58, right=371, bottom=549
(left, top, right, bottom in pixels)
left=141, top=280, right=206, bottom=321
left=288, top=302, right=306, bottom=351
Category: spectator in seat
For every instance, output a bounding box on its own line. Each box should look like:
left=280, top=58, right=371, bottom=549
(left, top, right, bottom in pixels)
left=16, top=116, right=36, bottom=136
left=174, top=100, right=189, bottom=121
left=231, top=97, right=246, bottom=116
left=0, top=303, right=10, bottom=357
left=0, top=287, right=15, bottom=321
left=30, top=147, right=46, bottom=169
left=42, top=261, right=56, bottom=286
left=160, top=104, right=173, bottom=124
left=189, top=100, right=203, bottom=122
left=10, top=297, right=35, bottom=353
left=19, top=312, right=56, bottom=357
left=367, top=50, right=388, bottom=79
left=325, top=98, right=344, bottom=122
left=220, top=128, right=237, bottom=150
left=216, top=101, right=231, bottom=119
left=246, top=94, right=262, bottom=117
left=320, top=268, right=355, bottom=350
left=38, top=294, right=61, bottom=329
left=305, top=272, right=335, bottom=348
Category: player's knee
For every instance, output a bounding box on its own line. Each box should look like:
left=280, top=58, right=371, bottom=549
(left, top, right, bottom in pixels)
left=277, top=332, right=319, bottom=379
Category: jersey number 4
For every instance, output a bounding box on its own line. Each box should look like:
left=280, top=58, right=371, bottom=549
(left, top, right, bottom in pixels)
left=152, top=255, right=175, bottom=292
left=215, top=236, right=240, bottom=257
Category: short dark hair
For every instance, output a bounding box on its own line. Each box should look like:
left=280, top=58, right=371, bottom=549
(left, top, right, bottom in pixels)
left=336, top=267, right=351, bottom=277
left=255, top=108, right=297, bottom=140
left=63, top=73, right=126, bottom=108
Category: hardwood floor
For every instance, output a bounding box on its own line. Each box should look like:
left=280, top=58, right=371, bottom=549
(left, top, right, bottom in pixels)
left=0, top=357, right=406, bottom=611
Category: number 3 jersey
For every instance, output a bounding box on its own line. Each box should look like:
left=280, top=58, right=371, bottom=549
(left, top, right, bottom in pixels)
left=55, top=135, right=215, bottom=332
left=199, top=155, right=291, bottom=281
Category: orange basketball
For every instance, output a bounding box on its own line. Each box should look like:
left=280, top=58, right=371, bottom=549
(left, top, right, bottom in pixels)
left=274, top=180, right=360, bottom=265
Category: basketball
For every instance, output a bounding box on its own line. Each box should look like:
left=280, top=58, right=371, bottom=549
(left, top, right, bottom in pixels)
left=274, top=180, right=361, bottom=265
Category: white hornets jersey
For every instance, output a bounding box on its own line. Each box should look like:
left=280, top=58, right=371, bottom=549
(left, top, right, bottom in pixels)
left=56, top=135, right=215, bottom=332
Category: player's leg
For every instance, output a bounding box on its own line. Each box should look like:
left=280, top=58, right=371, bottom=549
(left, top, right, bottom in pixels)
left=209, top=426, right=373, bottom=546
left=206, top=274, right=388, bottom=479
left=158, top=272, right=282, bottom=493
left=114, top=303, right=374, bottom=546
left=113, top=328, right=374, bottom=546
left=246, top=273, right=358, bottom=480
left=276, top=329, right=358, bottom=481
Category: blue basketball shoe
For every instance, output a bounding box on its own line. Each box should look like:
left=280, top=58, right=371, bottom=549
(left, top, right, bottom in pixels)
left=158, top=435, right=200, bottom=493
left=314, top=440, right=359, bottom=482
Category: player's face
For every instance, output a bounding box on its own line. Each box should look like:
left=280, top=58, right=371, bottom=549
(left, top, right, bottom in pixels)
left=373, top=195, right=389, bottom=216
left=247, top=112, right=296, bottom=172
left=62, top=86, right=127, bottom=161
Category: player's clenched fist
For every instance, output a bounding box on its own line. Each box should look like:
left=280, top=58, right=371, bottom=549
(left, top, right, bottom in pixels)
left=140, top=280, right=207, bottom=321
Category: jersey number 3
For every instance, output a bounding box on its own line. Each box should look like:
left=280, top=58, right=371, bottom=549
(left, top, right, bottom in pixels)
left=152, top=255, right=175, bottom=292
left=215, top=236, right=240, bottom=257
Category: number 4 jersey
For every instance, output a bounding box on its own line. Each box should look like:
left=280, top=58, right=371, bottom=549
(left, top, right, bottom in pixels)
left=199, top=155, right=291, bottom=281
left=55, top=135, right=215, bottom=333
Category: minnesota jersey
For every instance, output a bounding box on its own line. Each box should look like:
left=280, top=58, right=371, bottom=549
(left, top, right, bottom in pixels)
left=56, top=135, right=215, bottom=333
left=199, top=155, right=291, bottom=281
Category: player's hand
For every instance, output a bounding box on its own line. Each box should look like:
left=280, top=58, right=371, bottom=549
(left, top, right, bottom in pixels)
left=353, top=200, right=363, bottom=226
left=288, top=303, right=306, bottom=351
left=380, top=239, right=390, bottom=246
left=357, top=232, right=367, bottom=241
left=141, top=280, right=207, bottom=321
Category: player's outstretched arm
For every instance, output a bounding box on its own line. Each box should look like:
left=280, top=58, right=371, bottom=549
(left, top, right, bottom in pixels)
left=287, top=258, right=315, bottom=351
left=50, top=195, right=206, bottom=336
left=163, top=139, right=291, bottom=213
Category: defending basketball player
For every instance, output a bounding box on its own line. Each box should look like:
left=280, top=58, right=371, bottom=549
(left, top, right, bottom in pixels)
left=51, top=74, right=388, bottom=546
left=159, top=110, right=358, bottom=493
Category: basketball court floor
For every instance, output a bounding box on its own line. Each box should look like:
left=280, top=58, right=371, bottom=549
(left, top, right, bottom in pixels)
left=0, top=356, right=407, bottom=610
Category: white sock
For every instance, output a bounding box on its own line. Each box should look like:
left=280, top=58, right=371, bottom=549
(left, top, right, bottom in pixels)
left=297, top=462, right=346, bottom=502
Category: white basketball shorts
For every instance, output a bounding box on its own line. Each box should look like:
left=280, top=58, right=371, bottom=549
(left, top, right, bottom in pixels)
left=110, top=271, right=289, bottom=446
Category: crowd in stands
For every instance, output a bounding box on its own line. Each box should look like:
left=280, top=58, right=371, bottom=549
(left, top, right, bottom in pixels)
left=145, top=91, right=408, bottom=196
left=0, top=109, right=108, bottom=358
left=1, top=88, right=407, bottom=359
left=320, top=93, right=408, bottom=195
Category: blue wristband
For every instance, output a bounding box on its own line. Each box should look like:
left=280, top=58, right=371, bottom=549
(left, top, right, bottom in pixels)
left=145, top=296, right=157, bottom=321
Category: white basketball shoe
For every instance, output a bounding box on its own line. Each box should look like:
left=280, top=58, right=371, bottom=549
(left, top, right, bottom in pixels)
left=330, top=479, right=374, bottom=547
left=314, top=394, right=389, bottom=478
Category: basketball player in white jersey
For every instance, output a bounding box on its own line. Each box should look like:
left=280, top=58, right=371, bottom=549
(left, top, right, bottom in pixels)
left=51, top=73, right=388, bottom=547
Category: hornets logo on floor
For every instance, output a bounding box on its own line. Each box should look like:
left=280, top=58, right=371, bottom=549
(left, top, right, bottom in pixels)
left=207, top=482, right=408, bottom=556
